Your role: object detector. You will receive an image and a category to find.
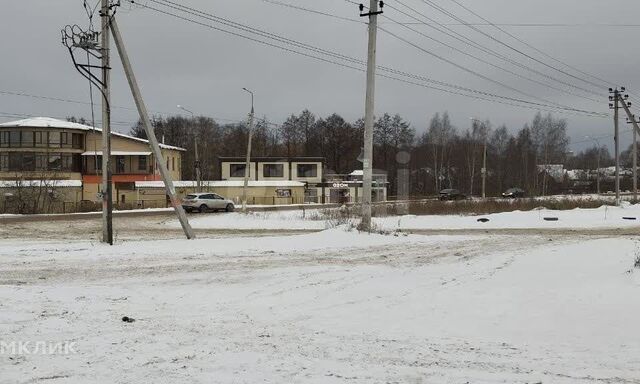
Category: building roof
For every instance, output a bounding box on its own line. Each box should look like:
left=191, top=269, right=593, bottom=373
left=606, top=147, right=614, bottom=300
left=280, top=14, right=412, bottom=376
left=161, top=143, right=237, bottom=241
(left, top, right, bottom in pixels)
left=136, top=180, right=306, bottom=188
left=348, top=169, right=388, bottom=176
left=218, top=156, right=324, bottom=162
left=0, top=117, right=186, bottom=151
left=0, top=179, right=82, bottom=188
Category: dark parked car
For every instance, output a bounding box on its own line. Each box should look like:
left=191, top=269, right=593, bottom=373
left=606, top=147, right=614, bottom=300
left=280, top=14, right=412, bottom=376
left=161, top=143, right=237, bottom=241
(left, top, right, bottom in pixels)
left=439, top=189, right=466, bottom=201
left=502, top=187, right=525, bottom=198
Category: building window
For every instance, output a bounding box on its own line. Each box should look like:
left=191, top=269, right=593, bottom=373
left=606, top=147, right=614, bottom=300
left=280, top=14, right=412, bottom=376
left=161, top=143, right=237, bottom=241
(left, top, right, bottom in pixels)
left=60, top=132, right=70, bottom=147
left=72, top=133, right=83, bottom=149
left=116, top=155, right=126, bottom=173
left=0, top=131, right=9, bottom=147
left=9, top=131, right=20, bottom=147
left=297, top=164, right=317, bottom=178
left=48, top=154, right=62, bottom=170
left=172, top=157, right=175, bottom=171
left=230, top=164, right=246, bottom=177
left=23, top=153, right=35, bottom=171
left=138, top=155, right=148, bottom=171
left=49, top=132, right=61, bottom=147
left=61, top=154, right=74, bottom=171
left=36, top=154, right=48, bottom=170
left=35, top=131, right=47, bottom=147
left=9, top=153, right=22, bottom=171
left=263, top=164, right=284, bottom=178
left=0, top=153, right=8, bottom=171
left=21, top=131, right=33, bottom=147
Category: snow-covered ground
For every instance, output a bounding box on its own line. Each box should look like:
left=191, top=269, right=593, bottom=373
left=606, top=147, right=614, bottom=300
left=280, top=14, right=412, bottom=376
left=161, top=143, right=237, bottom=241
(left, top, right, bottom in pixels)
left=174, top=203, right=640, bottom=231
left=384, top=204, right=640, bottom=230
left=1, top=227, right=639, bottom=383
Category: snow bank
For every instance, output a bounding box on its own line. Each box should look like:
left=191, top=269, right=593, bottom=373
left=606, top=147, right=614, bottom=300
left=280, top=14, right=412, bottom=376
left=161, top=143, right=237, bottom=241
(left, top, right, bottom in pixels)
left=377, top=203, right=640, bottom=230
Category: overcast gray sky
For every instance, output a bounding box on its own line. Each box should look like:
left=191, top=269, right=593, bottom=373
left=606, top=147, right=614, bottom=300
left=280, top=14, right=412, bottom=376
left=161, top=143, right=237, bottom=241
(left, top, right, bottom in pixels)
left=2, top=0, right=640, bottom=152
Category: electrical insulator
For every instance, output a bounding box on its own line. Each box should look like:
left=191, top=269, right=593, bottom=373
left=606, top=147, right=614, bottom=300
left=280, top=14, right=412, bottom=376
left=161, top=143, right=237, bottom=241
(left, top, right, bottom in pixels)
left=621, top=86, right=626, bottom=92
left=359, top=3, right=364, bottom=12
left=628, top=102, right=632, bottom=107
left=379, top=1, right=384, bottom=8
left=609, top=96, right=614, bottom=101
left=609, top=88, right=614, bottom=92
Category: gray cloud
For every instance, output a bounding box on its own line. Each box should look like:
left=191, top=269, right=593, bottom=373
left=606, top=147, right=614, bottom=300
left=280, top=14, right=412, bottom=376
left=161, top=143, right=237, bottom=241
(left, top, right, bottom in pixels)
left=2, top=0, right=640, bottom=152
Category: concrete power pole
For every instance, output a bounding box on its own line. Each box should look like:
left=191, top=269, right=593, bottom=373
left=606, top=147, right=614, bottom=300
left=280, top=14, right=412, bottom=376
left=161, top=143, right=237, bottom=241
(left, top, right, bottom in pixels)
left=610, top=88, right=621, bottom=205
left=620, top=97, right=640, bottom=201
left=110, top=17, right=195, bottom=239
left=242, top=88, right=254, bottom=213
left=177, top=105, right=201, bottom=191
left=359, top=0, right=383, bottom=232
left=482, top=137, right=487, bottom=199
left=100, top=0, right=113, bottom=245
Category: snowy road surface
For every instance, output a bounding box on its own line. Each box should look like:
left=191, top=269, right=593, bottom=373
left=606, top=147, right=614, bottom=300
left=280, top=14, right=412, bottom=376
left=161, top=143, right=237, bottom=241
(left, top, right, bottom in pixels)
left=1, top=228, right=639, bottom=383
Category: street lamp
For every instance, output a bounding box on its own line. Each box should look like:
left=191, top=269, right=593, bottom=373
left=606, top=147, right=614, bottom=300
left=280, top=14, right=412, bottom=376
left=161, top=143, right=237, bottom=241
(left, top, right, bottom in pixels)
left=585, top=136, right=601, bottom=195
left=177, top=104, right=202, bottom=191
left=470, top=117, right=488, bottom=199
left=241, top=88, right=255, bottom=213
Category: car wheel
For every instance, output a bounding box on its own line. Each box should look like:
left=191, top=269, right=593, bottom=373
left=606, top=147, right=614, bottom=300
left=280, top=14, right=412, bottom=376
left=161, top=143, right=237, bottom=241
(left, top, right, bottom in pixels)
left=225, top=203, right=235, bottom=212
left=198, top=204, right=208, bottom=213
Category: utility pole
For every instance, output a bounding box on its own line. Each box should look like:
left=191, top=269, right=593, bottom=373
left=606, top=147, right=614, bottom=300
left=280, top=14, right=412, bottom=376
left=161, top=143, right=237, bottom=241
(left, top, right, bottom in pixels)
left=110, top=17, right=195, bottom=239
left=625, top=114, right=639, bottom=201
left=359, top=0, right=383, bottom=232
left=482, top=137, right=487, bottom=199
left=177, top=105, right=201, bottom=191
left=241, top=87, right=254, bottom=213
left=620, top=95, right=640, bottom=201
left=609, top=88, right=621, bottom=205
left=100, top=0, right=113, bottom=245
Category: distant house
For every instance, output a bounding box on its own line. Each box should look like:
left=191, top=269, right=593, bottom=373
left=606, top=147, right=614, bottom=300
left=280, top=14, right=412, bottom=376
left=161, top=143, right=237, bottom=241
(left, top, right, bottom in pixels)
left=0, top=117, right=185, bottom=207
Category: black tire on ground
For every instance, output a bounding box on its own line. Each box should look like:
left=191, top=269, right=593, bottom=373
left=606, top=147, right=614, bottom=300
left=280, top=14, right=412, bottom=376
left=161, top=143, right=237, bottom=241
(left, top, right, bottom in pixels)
left=225, top=204, right=235, bottom=212
left=199, top=204, right=207, bottom=213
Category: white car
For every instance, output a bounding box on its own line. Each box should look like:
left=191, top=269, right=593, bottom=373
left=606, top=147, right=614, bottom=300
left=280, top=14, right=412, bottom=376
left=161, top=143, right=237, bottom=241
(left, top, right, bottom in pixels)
left=181, top=193, right=235, bottom=213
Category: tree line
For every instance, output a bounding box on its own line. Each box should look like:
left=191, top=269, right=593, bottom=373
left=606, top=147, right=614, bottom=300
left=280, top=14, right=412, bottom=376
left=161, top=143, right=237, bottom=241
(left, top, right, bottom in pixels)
left=123, top=111, right=618, bottom=197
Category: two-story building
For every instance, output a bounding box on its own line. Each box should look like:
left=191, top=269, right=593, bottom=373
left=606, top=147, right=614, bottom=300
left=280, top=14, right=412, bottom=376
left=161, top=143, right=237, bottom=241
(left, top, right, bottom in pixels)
left=218, top=156, right=324, bottom=203
left=0, top=117, right=185, bottom=210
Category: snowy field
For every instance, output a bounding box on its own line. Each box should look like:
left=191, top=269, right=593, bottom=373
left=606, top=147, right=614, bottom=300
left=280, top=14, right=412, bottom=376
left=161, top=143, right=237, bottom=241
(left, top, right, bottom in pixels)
left=1, top=223, right=640, bottom=383
left=175, top=203, right=640, bottom=231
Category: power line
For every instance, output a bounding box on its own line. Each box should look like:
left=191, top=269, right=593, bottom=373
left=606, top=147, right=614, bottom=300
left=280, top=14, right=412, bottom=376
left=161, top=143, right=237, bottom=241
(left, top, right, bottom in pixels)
left=416, top=0, right=606, bottom=92
left=444, top=0, right=612, bottom=89
left=382, top=2, right=603, bottom=105
left=0, top=89, right=269, bottom=125
left=137, top=0, right=609, bottom=116
left=388, top=0, right=604, bottom=99
left=382, top=22, right=640, bottom=28
left=263, top=0, right=605, bottom=108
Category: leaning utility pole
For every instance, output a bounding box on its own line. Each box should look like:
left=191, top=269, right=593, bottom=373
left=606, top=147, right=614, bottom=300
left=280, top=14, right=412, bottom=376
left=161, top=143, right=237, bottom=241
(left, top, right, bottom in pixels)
left=101, top=0, right=113, bottom=245
left=241, top=87, right=255, bottom=213
left=110, top=17, right=195, bottom=239
left=610, top=88, right=621, bottom=205
left=620, top=98, right=640, bottom=201
left=359, top=0, right=383, bottom=231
